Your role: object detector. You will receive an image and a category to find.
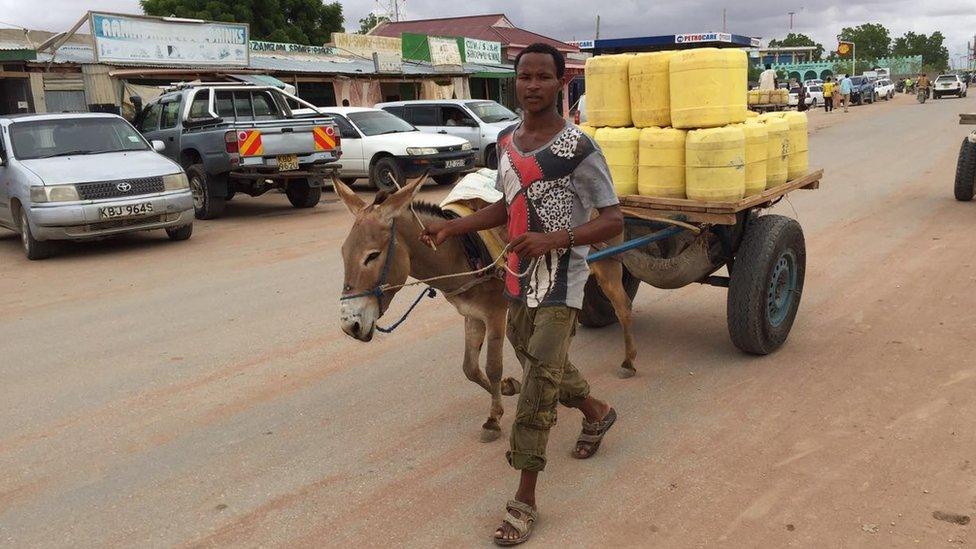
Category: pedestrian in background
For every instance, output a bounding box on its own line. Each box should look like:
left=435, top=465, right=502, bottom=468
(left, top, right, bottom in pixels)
left=823, top=78, right=835, bottom=113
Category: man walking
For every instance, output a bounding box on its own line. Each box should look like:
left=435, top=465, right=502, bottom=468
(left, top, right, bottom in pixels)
left=422, top=42, right=622, bottom=546
left=840, top=74, right=854, bottom=112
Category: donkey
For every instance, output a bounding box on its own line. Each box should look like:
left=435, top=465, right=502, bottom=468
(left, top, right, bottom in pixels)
left=334, top=173, right=636, bottom=442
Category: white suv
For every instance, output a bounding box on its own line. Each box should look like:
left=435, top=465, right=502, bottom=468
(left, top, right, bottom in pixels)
left=874, top=78, right=895, bottom=100
left=934, top=74, right=967, bottom=99
left=376, top=100, right=520, bottom=169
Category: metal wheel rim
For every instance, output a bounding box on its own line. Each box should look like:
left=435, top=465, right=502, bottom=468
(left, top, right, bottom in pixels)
left=20, top=212, right=29, bottom=253
left=767, top=250, right=798, bottom=328
left=377, top=166, right=396, bottom=191
left=189, top=175, right=204, bottom=209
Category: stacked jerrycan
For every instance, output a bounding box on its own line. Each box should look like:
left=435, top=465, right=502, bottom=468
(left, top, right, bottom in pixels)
left=582, top=47, right=807, bottom=201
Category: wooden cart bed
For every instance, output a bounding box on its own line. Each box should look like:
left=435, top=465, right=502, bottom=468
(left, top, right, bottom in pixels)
left=618, top=169, right=824, bottom=225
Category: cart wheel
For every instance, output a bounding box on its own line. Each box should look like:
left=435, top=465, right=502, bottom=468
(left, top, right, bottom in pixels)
left=580, top=267, right=640, bottom=328
left=727, top=215, right=806, bottom=355
left=954, top=137, right=976, bottom=202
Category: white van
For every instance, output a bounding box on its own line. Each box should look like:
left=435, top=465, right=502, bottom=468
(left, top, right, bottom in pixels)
left=375, top=100, right=520, bottom=169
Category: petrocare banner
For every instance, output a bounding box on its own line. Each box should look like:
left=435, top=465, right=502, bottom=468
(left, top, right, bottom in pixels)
left=90, top=12, right=249, bottom=66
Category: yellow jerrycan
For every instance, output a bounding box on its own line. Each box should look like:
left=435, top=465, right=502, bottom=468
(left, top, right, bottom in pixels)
left=638, top=127, right=687, bottom=198
left=595, top=127, right=641, bottom=195
left=585, top=55, right=633, bottom=127
left=685, top=125, right=746, bottom=202
left=630, top=51, right=675, bottom=128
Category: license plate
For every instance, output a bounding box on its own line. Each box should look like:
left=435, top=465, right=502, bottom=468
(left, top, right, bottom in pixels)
left=99, top=202, right=154, bottom=219
left=445, top=159, right=465, bottom=169
left=277, top=154, right=299, bottom=172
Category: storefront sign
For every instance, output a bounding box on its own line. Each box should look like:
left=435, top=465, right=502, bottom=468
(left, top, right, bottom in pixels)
left=568, top=40, right=594, bottom=50
left=373, top=52, right=402, bottom=73
left=331, top=32, right=401, bottom=60
left=90, top=12, right=249, bottom=66
left=463, top=38, right=501, bottom=64
left=429, top=36, right=462, bottom=71
left=250, top=40, right=336, bottom=56
left=675, top=32, right=732, bottom=44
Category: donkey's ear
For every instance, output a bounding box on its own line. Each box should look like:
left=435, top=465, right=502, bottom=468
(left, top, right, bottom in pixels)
left=331, top=173, right=366, bottom=215
left=377, top=171, right=429, bottom=219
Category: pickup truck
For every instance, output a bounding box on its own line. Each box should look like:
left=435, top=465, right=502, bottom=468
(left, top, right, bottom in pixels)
left=849, top=76, right=876, bottom=105
left=134, top=84, right=341, bottom=219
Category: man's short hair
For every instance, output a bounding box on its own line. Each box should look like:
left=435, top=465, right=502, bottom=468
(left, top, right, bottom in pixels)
left=514, top=43, right=565, bottom=80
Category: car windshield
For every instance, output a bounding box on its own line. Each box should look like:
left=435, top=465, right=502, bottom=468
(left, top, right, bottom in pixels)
left=347, top=110, right=416, bottom=136
left=937, top=76, right=956, bottom=82
left=466, top=101, right=519, bottom=123
left=851, top=77, right=865, bottom=85
left=10, top=117, right=148, bottom=160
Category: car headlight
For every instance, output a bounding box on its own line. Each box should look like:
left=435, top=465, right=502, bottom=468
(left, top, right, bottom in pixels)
left=30, top=185, right=79, bottom=203
left=460, top=142, right=472, bottom=151
left=163, top=172, right=190, bottom=191
left=406, top=147, right=438, bottom=156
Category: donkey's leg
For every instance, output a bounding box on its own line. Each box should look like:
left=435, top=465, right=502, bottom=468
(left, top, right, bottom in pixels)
left=592, top=259, right=638, bottom=378
left=481, top=308, right=508, bottom=442
left=462, top=316, right=491, bottom=393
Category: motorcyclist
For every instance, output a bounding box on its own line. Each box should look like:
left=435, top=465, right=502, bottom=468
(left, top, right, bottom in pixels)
left=917, top=73, right=930, bottom=97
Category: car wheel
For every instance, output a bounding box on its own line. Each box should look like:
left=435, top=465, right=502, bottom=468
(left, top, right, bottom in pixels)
left=285, top=178, right=322, bottom=208
left=433, top=173, right=461, bottom=186
left=370, top=157, right=401, bottom=192
left=485, top=145, right=499, bottom=170
left=186, top=164, right=226, bottom=220
left=165, top=223, right=193, bottom=241
left=340, top=177, right=358, bottom=186
left=19, top=210, right=56, bottom=260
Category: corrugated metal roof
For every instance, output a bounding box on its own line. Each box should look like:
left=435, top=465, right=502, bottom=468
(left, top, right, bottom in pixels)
left=0, top=41, right=34, bottom=51
left=370, top=14, right=579, bottom=54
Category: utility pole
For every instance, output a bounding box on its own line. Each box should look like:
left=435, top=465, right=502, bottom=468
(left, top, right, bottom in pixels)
left=723, top=8, right=727, bottom=33
left=788, top=11, right=795, bottom=31
left=595, top=15, right=601, bottom=40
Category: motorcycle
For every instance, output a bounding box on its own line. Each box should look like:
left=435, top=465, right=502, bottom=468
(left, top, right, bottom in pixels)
left=917, top=87, right=928, bottom=103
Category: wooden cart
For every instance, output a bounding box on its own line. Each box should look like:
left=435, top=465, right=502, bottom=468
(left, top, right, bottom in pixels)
left=582, top=170, right=822, bottom=355
left=955, top=114, right=976, bottom=201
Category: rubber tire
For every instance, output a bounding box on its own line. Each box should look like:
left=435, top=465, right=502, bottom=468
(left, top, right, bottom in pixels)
left=370, top=157, right=401, bottom=192
left=579, top=267, right=641, bottom=328
left=285, top=178, right=322, bottom=208
left=165, top=223, right=193, bottom=241
left=340, top=177, right=358, bottom=186
left=186, top=164, right=226, bottom=220
left=19, top=210, right=56, bottom=260
left=727, top=215, right=806, bottom=355
left=954, top=137, right=976, bottom=202
left=433, top=173, right=461, bottom=186
left=485, top=145, right=499, bottom=169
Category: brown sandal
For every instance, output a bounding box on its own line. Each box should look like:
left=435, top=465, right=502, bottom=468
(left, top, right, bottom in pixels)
left=573, top=407, right=617, bottom=459
left=493, top=500, right=537, bottom=546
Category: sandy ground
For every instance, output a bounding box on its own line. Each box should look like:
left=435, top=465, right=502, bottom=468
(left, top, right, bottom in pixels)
left=2, top=91, right=976, bottom=548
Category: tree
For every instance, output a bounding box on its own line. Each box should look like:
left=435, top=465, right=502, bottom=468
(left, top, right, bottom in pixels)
left=892, top=31, right=949, bottom=71
left=767, top=33, right=825, bottom=61
left=837, top=23, right=891, bottom=62
left=358, top=13, right=389, bottom=34
left=140, top=0, right=344, bottom=45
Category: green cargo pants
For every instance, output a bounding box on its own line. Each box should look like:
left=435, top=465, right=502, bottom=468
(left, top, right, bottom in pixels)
left=505, top=302, right=591, bottom=472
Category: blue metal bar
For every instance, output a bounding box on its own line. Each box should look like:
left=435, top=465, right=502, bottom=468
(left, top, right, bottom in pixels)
left=587, top=226, right=686, bottom=263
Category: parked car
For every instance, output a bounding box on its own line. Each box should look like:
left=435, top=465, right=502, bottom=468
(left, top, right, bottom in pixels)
left=0, top=113, right=194, bottom=259
left=934, top=74, right=968, bottom=99
left=874, top=78, right=896, bottom=100
left=789, top=85, right=824, bottom=107
left=134, top=83, right=341, bottom=219
left=375, top=99, right=520, bottom=169
left=803, top=79, right=824, bottom=88
left=313, top=107, right=476, bottom=190
left=849, top=76, right=877, bottom=105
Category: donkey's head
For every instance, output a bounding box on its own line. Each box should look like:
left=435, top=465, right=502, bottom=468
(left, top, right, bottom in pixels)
left=333, top=173, right=426, bottom=341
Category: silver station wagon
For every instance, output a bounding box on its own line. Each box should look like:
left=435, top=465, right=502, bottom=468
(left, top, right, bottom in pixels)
left=0, top=113, right=194, bottom=259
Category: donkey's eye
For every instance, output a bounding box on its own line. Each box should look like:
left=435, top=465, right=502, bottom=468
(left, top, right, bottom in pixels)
left=364, top=251, right=381, bottom=265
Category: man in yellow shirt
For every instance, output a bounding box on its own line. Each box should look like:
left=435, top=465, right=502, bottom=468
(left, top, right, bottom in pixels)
left=823, top=79, right=835, bottom=112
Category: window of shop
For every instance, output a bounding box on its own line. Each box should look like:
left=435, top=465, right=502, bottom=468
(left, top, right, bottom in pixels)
left=296, top=81, right=336, bottom=108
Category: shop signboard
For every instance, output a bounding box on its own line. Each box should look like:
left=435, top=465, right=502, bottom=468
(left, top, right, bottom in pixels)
left=331, top=32, right=402, bottom=61
left=463, top=38, right=501, bottom=64
left=250, top=40, right=337, bottom=56
left=675, top=32, right=732, bottom=44
left=90, top=12, right=249, bottom=66
left=429, top=36, right=462, bottom=72
left=373, top=52, right=402, bottom=73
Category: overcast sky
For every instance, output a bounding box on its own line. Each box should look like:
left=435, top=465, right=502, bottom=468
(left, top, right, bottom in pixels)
left=1, top=0, right=973, bottom=66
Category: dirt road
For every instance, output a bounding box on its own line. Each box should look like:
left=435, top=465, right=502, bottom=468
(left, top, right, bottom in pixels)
left=2, top=92, right=976, bottom=547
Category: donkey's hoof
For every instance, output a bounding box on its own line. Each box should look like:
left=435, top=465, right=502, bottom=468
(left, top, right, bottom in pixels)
left=480, top=426, right=502, bottom=442
left=618, top=360, right=637, bottom=379
left=501, top=377, right=522, bottom=396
